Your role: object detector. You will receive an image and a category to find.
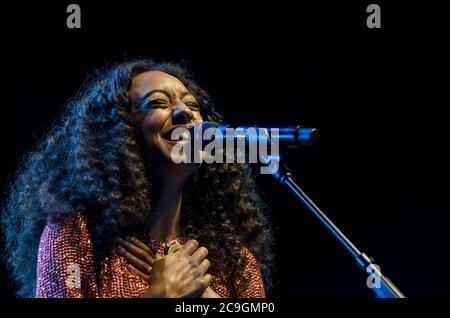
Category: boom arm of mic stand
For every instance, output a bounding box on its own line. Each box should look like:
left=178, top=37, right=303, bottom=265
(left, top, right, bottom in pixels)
left=272, top=162, right=405, bottom=298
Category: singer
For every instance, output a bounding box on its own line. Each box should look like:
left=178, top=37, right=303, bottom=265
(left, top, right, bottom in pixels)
left=1, top=60, right=274, bottom=298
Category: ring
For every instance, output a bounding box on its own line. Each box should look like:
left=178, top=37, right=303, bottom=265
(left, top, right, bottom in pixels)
left=168, top=243, right=183, bottom=255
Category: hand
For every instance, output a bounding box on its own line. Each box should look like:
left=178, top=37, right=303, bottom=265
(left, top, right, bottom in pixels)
left=117, top=237, right=155, bottom=282
left=118, top=238, right=211, bottom=298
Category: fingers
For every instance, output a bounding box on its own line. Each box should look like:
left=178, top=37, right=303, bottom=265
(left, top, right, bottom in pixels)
left=198, top=258, right=211, bottom=275
left=118, top=238, right=155, bottom=266
left=183, top=274, right=212, bottom=298
left=191, top=246, right=208, bottom=265
left=127, top=237, right=155, bottom=258
left=117, top=245, right=153, bottom=275
left=127, top=264, right=150, bottom=282
left=179, top=239, right=199, bottom=256
left=203, top=274, right=212, bottom=287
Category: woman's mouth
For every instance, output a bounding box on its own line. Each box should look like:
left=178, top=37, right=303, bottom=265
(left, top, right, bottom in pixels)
left=161, top=127, right=191, bottom=145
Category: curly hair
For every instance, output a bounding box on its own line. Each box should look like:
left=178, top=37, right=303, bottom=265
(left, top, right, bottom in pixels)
left=1, top=59, right=275, bottom=298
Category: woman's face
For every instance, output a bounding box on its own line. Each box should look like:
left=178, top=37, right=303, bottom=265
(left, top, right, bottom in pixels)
left=129, top=71, right=203, bottom=178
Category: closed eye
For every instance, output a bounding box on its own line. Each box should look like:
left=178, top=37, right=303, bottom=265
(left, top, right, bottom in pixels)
left=185, top=102, right=200, bottom=111
left=147, top=99, right=169, bottom=109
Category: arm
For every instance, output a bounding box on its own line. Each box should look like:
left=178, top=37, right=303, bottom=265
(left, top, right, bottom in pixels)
left=36, top=213, right=98, bottom=298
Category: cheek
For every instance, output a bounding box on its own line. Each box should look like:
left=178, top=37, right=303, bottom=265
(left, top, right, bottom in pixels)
left=193, top=112, right=204, bottom=123
left=141, top=110, right=168, bottom=135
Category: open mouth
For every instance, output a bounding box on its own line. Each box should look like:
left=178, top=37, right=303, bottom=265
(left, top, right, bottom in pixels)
left=161, top=126, right=191, bottom=144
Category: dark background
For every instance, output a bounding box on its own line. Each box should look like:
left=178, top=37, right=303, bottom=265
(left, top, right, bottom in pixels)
left=1, top=1, right=448, bottom=298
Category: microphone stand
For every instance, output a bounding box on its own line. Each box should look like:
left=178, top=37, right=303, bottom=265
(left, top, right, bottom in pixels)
left=201, top=121, right=405, bottom=297
left=271, top=161, right=406, bottom=298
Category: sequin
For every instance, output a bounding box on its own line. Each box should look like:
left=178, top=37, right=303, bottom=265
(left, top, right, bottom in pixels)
left=35, top=213, right=266, bottom=298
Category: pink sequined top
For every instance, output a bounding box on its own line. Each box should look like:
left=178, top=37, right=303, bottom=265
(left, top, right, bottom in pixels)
left=36, top=213, right=266, bottom=298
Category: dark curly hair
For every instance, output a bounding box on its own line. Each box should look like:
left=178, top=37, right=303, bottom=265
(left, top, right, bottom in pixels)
left=1, top=59, right=275, bottom=298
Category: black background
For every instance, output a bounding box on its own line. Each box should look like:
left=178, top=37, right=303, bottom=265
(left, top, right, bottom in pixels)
left=1, top=0, right=448, bottom=298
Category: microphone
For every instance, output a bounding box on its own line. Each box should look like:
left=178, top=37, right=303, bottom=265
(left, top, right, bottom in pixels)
left=188, top=121, right=320, bottom=148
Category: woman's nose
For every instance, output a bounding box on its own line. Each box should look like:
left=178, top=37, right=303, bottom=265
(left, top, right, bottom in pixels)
left=172, top=103, right=193, bottom=125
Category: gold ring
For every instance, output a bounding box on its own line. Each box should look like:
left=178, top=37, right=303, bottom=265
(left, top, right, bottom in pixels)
left=168, top=243, right=183, bottom=255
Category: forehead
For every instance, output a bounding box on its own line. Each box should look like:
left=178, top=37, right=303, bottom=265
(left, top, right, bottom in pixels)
left=130, top=71, right=189, bottom=99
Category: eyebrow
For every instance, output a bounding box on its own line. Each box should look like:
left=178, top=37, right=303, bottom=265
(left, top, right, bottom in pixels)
left=180, top=91, right=194, bottom=99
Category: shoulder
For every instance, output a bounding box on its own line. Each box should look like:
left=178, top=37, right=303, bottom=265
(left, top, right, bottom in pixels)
left=240, top=246, right=257, bottom=262
left=36, top=212, right=97, bottom=297
left=239, top=246, right=263, bottom=276
left=235, top=246, right=266, bottom=298
left=39, top=212, right=92, bottom=252
left=42, top=211, right=88, bottom=234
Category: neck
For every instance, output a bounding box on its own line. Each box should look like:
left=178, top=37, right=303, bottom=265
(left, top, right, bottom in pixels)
left=148, top=174, right=186, bottom=242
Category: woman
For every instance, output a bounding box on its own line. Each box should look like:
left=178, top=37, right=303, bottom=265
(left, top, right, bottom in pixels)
left=1, top=60, right=274, bottom=298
